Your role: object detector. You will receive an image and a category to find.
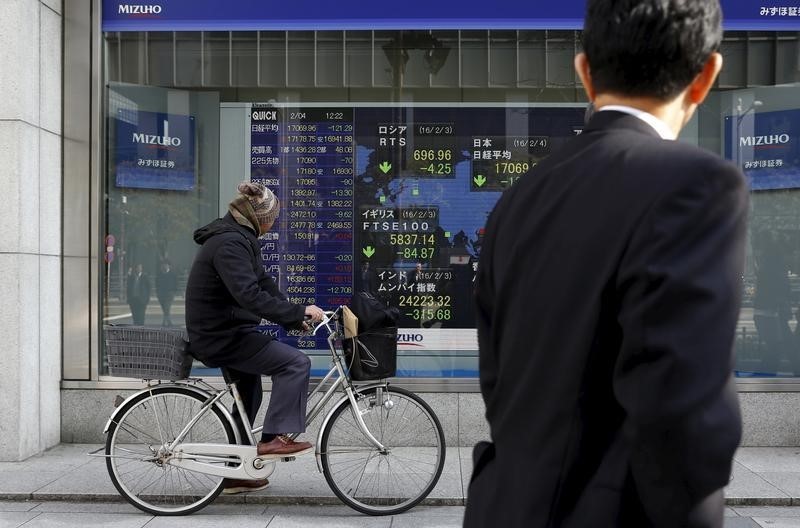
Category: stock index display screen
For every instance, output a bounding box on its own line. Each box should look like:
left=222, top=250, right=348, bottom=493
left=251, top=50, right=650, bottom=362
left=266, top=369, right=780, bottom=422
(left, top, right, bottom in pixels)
left=249, top=105, right=584, bottom=376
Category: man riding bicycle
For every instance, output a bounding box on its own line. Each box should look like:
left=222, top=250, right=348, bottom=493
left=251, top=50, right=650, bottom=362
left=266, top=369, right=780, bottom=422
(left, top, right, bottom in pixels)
left=185, top=180, right=324, bottom=494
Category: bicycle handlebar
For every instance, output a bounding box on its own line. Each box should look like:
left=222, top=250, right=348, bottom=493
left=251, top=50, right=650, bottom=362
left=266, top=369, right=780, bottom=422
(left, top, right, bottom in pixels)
left=309, top=309, right=339, bottom=336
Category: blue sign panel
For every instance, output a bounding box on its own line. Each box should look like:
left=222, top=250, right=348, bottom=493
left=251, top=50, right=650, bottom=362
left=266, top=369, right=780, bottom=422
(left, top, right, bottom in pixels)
left=102, top=0, right=800, bottom=32
left=115, top=110, right=196, bottom=191
left=724, top=108, right=800, bottom=191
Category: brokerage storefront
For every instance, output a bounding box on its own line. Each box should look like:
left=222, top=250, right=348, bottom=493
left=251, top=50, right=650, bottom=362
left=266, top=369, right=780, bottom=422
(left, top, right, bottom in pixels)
left=58, top=1, right=800, bottom=446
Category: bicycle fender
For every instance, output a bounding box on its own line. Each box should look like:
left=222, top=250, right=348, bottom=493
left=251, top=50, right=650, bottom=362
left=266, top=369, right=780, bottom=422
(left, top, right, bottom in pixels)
left=104, top=387, right=156, bottom=434
left=103, top=383, right=243, bottom=446
left=314, top=381, right=388, bottom=471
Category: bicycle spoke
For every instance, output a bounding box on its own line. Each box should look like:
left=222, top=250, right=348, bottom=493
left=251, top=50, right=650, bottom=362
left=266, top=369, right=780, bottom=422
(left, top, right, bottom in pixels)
left=115, top=420, right=163, bottom=446
left=107, top=389, right=232, bottom=515
left=321, top=387, right=445, bottom=514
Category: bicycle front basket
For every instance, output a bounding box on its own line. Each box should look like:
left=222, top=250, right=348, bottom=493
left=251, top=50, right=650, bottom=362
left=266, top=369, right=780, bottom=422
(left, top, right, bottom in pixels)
left=342, top=327, right=397, bottom=381
left=103, top=326, right=191, bottom=380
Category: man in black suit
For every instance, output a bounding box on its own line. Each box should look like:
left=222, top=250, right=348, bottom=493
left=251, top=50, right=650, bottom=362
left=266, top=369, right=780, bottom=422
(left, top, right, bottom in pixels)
left=126, top=263, right=151, bottom=325
left=464, top=1, right=747, bottom=527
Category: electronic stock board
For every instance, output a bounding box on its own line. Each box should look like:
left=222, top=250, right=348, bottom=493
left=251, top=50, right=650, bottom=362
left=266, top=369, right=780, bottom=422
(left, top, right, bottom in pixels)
left=249, top=105, right=585, bottom=358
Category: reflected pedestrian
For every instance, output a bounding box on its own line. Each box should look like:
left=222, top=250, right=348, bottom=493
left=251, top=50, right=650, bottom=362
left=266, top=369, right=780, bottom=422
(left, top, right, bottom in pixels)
left=753, top=230, right=793, bottom=373
left=126, top=263, right=151, bottom=325
left=358, top=260, right=378, bottom=295
left=156, top=260, right=178, bottom=326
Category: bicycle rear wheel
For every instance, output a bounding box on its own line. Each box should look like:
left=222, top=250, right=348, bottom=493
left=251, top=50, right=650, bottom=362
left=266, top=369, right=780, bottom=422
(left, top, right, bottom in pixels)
left=105, top=386, right=236, bottom=515
left=320, top=385, right=446, bottom=515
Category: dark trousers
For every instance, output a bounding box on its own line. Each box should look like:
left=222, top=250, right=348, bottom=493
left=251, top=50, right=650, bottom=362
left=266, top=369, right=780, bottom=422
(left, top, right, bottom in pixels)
left=158, top=294, right=175, bottom=326
left=754, top=313, right=793, bottom=373
left=129, top=301, right=147, bottom=325
left=222, top=339, right=311, bottom=443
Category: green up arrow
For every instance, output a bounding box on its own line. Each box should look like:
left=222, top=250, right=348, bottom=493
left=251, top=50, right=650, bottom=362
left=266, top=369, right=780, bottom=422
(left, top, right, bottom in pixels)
left=379, top=161, right=392, bottom=174
left=473, top=174, right=487, bottom=187
left=362, top=246, right=376, bottom=258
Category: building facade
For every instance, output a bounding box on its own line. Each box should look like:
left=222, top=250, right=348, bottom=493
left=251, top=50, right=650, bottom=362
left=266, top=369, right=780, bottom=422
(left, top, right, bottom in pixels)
left=2, top=0, right=800, bottom=460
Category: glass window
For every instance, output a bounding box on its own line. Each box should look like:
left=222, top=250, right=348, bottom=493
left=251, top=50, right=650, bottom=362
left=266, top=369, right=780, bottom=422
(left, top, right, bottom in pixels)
left=103, top=83, right=220, bottom=373
left=102, top=30, right=800, bottom=380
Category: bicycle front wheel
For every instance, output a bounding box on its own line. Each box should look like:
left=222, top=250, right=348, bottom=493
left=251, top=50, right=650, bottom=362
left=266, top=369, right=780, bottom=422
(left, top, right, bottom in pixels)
left=320, top=385, right=446, bottom=515
left=105, top=386, right=236, bottom=515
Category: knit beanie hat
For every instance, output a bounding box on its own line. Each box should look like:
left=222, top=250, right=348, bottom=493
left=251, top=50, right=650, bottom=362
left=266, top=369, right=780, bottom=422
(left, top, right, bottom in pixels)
left=229, top=181, right=280, bottom=236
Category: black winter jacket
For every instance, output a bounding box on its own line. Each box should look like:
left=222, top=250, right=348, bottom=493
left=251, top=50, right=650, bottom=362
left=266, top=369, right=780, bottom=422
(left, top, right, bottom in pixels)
left=185, top=213, right=305, bottom=366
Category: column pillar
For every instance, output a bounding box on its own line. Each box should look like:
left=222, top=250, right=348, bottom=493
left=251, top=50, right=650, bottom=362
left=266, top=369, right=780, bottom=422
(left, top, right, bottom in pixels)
left=0, top=0, right=63, bottom=462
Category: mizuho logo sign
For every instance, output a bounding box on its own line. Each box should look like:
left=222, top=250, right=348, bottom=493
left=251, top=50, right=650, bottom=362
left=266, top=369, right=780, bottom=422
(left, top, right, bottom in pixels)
left=397, top=333, right=424, bottom=346
left=132, top=119, right=181, bottom=147
left=119, top=4, right=162, bottom=14
left=740, top=134, right=790, bottom=147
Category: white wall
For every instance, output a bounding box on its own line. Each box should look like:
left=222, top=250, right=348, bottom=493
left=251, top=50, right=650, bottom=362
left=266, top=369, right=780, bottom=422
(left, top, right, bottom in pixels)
left=0, top=0, right=63, bottom=461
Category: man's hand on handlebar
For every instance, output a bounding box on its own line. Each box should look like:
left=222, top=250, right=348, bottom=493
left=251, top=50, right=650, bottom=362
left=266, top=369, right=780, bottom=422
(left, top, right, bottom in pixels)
left=302, top=305, right=325, bottom=331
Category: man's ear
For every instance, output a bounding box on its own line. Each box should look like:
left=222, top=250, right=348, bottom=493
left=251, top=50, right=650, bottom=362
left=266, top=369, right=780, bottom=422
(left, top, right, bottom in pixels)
left=688, top=52, right=723, bottom=105
left=574, top=53, right=595, bottom=101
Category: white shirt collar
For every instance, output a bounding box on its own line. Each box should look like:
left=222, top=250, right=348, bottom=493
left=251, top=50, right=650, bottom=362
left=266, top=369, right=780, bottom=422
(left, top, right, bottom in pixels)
left=598, top=105, right=676, bottom=140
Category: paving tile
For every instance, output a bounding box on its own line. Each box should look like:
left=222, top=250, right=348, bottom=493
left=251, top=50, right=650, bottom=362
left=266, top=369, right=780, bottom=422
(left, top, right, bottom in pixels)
left=193, top=503, right=269, bottom=515
left=736, top=449, right=800, bottom=474
left=264, top=505, right=357, bottom=516
left=265, top=514, right=390, bottom=527
left=17, top=512, right=150, bottom=527
left=262, top=505, right=392, bottom=526
left=396, top=506, right=466, bottom=518
left=0, top=444, right=97, bottom=474
left=31, top=502, right=142, bottom=514
left=145, top=515, right=269, bottom=528
left=723, top=518, right=760, bottom=528
left=0, top=472, right=64, bottom=494
left=34, top=458, right=116, bottom=496
left=0, top=511, right=40, bottom=528
left=736, top=507, right=800, bottom=518
left=0, top=502, right=39, bottom=512
left=753, top=519, right=800, bottom=527
left=0, top=456, right=89, bottom=475
left=39, top=444, right=103, bottom=458
left=391, top=515, right=464, bottom=528
left=758, top=473, right=800, bottom=498
left=726, top=462, right=789, bottom=502
left=393, top=506, right=465, bottom=527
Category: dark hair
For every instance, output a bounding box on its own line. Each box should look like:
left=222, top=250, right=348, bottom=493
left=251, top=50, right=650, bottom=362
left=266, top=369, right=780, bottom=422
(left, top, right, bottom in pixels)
left=581, top=0, right=722, bottom=100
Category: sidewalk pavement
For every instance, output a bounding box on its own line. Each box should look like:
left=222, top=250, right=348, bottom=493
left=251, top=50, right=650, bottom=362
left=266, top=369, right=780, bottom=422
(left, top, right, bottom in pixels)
left=0, top=502, right=466, bottom=527
left=1, top=444, right=800, bottom=508
left=6, top=503, right=800, bottom=528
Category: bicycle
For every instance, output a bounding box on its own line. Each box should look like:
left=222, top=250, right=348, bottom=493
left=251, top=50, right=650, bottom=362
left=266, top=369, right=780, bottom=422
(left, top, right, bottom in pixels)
left=101, top=307, right=446, bottom=516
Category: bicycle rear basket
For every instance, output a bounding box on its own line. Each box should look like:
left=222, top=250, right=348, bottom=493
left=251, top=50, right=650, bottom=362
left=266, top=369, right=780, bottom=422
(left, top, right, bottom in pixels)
left=104, top=326, right=191, bottom=380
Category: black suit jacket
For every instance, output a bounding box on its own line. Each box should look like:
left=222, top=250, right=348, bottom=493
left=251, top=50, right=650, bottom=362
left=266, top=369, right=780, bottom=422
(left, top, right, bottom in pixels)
left=465, top=111, right=747, bottom=528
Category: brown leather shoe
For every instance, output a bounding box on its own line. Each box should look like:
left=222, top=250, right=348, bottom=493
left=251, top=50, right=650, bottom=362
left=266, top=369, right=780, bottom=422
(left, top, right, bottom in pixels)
left=221, top=478, right=269, bottom=494
left=257, top=435, right=313, bottom=458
